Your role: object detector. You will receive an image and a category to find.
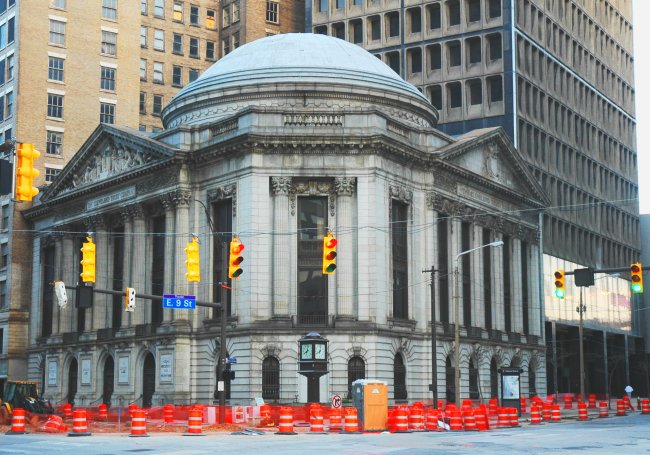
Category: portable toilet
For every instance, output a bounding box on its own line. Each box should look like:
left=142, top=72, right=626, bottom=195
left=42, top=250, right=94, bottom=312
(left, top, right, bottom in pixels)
left=351, top=379, right=388, bottom=431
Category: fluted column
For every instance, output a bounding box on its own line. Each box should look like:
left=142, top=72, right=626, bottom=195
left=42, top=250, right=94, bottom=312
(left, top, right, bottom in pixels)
left=94, top=220, right=110, bottom=330
left=511, top=238, right=523, bottom=334
left=271, top=177, right=291, bottom=317
left=172, top=189, right=192, bottom=322
left=162, top=196, right=176, bottom=323
left=60, top=234, right=74, bottom=334
left=529, top=243, right=542, bottom=337
left=52, top=235, right=63, bottom=335
left=493, top=232, right=505, bottom=331
left=120, top=209, right=134, bottom=328
left=130, top=205, right=147, bottom=326
left=335, top=177, right=355, bottom=318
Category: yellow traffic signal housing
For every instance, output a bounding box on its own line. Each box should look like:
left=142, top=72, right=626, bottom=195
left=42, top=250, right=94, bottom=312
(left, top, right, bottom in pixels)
left=125, top=287, right=136, bottom=312
left=185, top=237, right=200, bottom=282
left=553, top=269, right=565, bottom=299
left=228, top=236, right=244, bottom=279
left=631, top=263, right=644, bottom=294
left=80, top=237, right=96, bottom=283
left=322, top=232, right=337, bottom=274
left=15, top=143, right=40, bottom=201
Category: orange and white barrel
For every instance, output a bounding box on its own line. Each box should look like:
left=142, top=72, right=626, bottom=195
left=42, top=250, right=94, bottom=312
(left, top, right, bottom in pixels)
left=129, top=409, right=149, bottom=437
left=276, top=407, right=296, bottom=435
left=183, top=409, right=204, bottom=436
left=599, top=401, right=609, bottom=417
left=7, top=408, right=26, bottom=435
left=509, top=408, right=519, bottom=427
left=343, top=407, right=360, bottom=433
left=163, top=404, right=174, bottom=423
left=564, top=394, right=573, bottom=409
left=474, top=408, right=487, bottom=431
left=62, top=403, right=73, bottom=419
left=393, top=407, right=409, bottom=432
left=463, top=409, right=477, bottom=431
left=68, top=409, right=91, bottom=437
left=449, top=410, right=463, bottom=431
left=497, top=408, right=510, bottom=428
left=641, top=399, right=650, bottom=415
left=616, top=399, right=627, bottom=416
left=551, top=405, right=561, bottom=422
left=530, top=405, right=542, bottom=425
left=588, top=394, right=597, bottom=409
left=329, top=407, right=343, bottom=432
left=578, top=402, right=589, bottom=421
left=520, top=398, right=527, bottom=414
left=542, top=402, right=552, bottom=421
left=310, top=407, right=325, bottom=433
left=425, top=408, right=439, bottom=431
left=98, top=404, right=108, bottom=421
left=409, top=404, right=425, bottom=431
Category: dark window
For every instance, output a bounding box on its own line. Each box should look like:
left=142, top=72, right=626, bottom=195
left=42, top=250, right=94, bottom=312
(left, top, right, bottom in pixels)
left=445, top=355, right=455, bottom=403
left=394, top=353, right=407, bottom=400
left=386, top=51, right=400, bottom=74
left=429, top=44, right=441, bottom=70
left=528, top=364, right=536, bottom=395
left=42, top=244, right=55, bottom=337
left=47, top=94, right=63, bottom=118
left=468, top=79, right=482, bottom=105
left=448, top=82, right=462, bottom=108
left=503, top=236, right=511, bottom=332
left=483, top=229, right=492, bottom=329
left=0, top=328, right=3, bottom=354
left=140, top=91, right=147, bottom=111
left=461, top=222, right=471, bottom=326
left=151, top=216, right=165, bottom=327
left=48, top=57, right=64, bottom=81
left=489, top=0, right=501, bottom=19
left=521, top=242, right=529, bottom=335
left=314, top=25, right=327, bottom=35
left=153, top=95, right=162, bottom=115
left=437, top=213, right=449, bottom=323
left=347, top=356, right=365, bottom=398
left=68, top=358, right=78, bottom=406
left=262, top=357, right=280, bottom=400
left=213, top=199, right=233, bottom=318
left=447, top=0, right=460, bottom=26
left=467, top=0, right=480, bottom=22
left=332, top=22, right=345, bottom=39
left=408, top=7, right=421, bottom=33
left=408, top=47, right=422, bottom=73
left=188, top=68, right=199, bottom=82
left=487, top=33, right=502, bottom=60
left=467, top=37, right=481, bottom=64
left=318, top=0, right=328, bottom=13
left=173, top=33, right=183, bottom=54
left=297, top=197, right=328, bottom=326
left=369, top=15, right=380, bottom=40
left=100, top=102, right=115, bottom=124
left=112, top=226, right=124, bottom=332
left=469, top=358, right=479, bottom=399
left=350, top=19, right=362, bottom=44
left=190, top=5, right=199, bottom=24
left=100, top=66, right=116, bottom=91
left=428, top=3, right=441, bottom=29
left=490, top=358, right=498, bottom=397
left=392, top=200, right=408, bottom=320
left=487, top=75, right=503, bottom=102
left=429, top=85, right=442, bottom=110
left=46, top=130, right=63, bottom=155
left=189, top=37, right=199, bottom=57
left=172, top=65, right=182, bottom=86
left=448, top=41, right=461, bottom=67
left=206, top=41, right=215, bottom=59
left=387, top=11, right=399, bottom=37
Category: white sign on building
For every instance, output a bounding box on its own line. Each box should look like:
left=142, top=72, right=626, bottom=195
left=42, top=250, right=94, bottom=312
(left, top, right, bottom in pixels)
left=118, top=356, right=129, bottom=384
left=160, top=353, right=173, bottom=383
left=48, top=360, right=57, bottom=386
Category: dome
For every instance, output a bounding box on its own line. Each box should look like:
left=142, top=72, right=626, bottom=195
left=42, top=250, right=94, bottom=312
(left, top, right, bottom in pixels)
left=162, top=33, right=435, bottom=128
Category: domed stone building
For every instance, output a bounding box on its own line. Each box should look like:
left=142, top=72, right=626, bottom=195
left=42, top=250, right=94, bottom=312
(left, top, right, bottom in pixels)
left=25, top=34, right=548, bottom=407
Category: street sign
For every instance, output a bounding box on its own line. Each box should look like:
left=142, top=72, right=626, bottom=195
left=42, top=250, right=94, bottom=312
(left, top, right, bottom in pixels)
left=331, top=394, right=342, bottom=409
left=224, top=357, right=237, bottom=364
left=162, top=294, right=196, bottom=310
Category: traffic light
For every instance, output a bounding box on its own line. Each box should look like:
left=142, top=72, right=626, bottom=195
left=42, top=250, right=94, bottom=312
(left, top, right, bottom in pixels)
left=553, top=269, right=565, bottom=299
left=125, top=287, right=136, bottom=312
left=631, top=263, right=644, bottom=294
left=15, top=143, right=40, bottom=201
left=322, top=232, right=337, bottom=274
left=228, top=236, right=244, bottom=279
left=80, top=237, right=96, bottom=283
left=185, top=237, right=200, bottom=282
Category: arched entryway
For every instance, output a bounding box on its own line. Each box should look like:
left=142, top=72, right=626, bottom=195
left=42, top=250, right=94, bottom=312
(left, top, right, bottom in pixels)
left=445, top=355, right=455, bottom=403
left=142, top=353, right=155, bottom=408
left=393, top=353, right=407, bottom=401
left=103, top=356, right=115, bottom=407
left=68, top=358, right=78, bottom=406
left=469, top=357, right=480, bottom=399
left=490, top=358, right=498, bottom=399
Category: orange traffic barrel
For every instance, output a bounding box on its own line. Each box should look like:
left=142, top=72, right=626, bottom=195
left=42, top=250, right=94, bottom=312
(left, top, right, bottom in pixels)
left=497, top=408, right=510, bottom=428
left=309, top=407, right=326, bottom=433
left=578, top=402, right=588, bottom=421
left=128, top=403, right=138, bottom=418
left=616, top=399, right=627, bottom=416
left=588, top=394, right=597, bottom=408
left=275, top=407, right=296, bottom=435
left=392, top=407, right=409, bottom=433
left=342, top=407, right=361, bottom=434
left=551, top=405, right=561, bottom=422
left=520, top=397, right=527, bottom=414
left=449, top=410, right=463, bottom=431
left=542, top=402, right=552, bottom=421
left=44, top=415, right=64, bottom=433
left=62, top=403, right=73, bottom=419
left=6, top=408, right=27, bottom=435
left=260, top=404, right=272, bottom=422
left=183, top=408, right=205, bottom=436
left=98, top=404, right=108, bottom=421
left=409, top=403, right=425, bottom=431
left=425, top=408, right=439, bottom=431
left=463, top=409, right=477, bottom=431
left=530, top=405, right=542, bottom=425
left=329, top=407, right=343, bottom=432
left=474, top=407, right=487, bottom=431
left=641, top=399, right=650, bottom=415
left=68, top=409, right=91, bottom=437
left=129, top=409, right=149, bottom=437
left=163, top=404, right=174, bottom=423
left=563, top=394, right=573, bottom=409
left=509, top=407, right=519, bottom=427
left=599, top=401, right=609, bottom=417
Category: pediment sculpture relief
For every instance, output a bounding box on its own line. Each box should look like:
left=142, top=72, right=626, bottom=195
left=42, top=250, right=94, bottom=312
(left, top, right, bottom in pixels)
left=71, top=143, right=153, bottom=189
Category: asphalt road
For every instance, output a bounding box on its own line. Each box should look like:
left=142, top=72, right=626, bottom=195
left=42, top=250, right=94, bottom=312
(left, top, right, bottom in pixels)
left=1, top=413, right=649, bottom=454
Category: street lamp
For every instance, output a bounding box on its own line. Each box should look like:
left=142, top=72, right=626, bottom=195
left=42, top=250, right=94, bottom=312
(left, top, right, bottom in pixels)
left=454, top=240, right=504, bottom=406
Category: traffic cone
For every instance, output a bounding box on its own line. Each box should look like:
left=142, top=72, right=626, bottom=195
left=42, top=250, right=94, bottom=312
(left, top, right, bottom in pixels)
left=68, top=409, right=91, bottom=437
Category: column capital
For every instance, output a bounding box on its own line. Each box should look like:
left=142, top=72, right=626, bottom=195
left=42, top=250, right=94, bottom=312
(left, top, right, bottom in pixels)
left=83, top=214, right=107, bottom=231
left=162, top=189, right=192, bottom=208
left=334, top=177, right=356, bottom=196
left=271, top=176, right=292, bottom=195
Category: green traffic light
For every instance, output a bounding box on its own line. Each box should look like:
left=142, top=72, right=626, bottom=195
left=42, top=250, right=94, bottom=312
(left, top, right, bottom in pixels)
left=632, top=283, right=643, bottom=294
left=554, top=289, right=565, bottom=299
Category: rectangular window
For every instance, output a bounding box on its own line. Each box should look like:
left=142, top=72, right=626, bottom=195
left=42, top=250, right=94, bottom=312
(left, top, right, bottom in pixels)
left=318, top=0, right=327, bottom=13
left=173, top=1, right=183, bottom=21
left=429, top=85, right=442, bottom=110
left=387, top=12, right=399, bottom=37
left=173, top=33, right=182, bottom=54
left=0, top=96, right=4, bottom=121
left=206, top=9, right=216, bottom=28
left=0, top=23, right=6, bottom=49
left=45, top=167, right=61, bottom=183
left=172, top=65, right=182, bottom=86
left=0, top=59, right=5, bottom=85
left=222, top=5, right=230, bottom=27
left=370, top=16, right=380, bottom=40
left=0, top=328, right=3, bottom=352
left=188, top=68, right=198, bottom=82
left=140, top=0, right=147, bottom=14
left=336, top=0, right=343, bottom=8
left=154, top=0, right=164, bottom=17
left=154, top=29, right=164, bottom=51
left=1, top=244, right=7, bottom=268
left=100, top=102, right=115, bottom=124
left=190, top=5, right=199, bottom=24
left=6, top=54, right=12, bottom=81
left=266, top=1, right=279, bottom=23
left=48, top=56, right=64, bottom=81
left=153, top=94, right=162, bottom=115
left=489, top=0, right=501, bottom=18
left=153, top=62, right=163, bottom=83
left=53, top=0, right=66, bottom=9
left=4, top=90, right=12, bottom=117
left=49, top=20, right=65, bottom=45
left=47, top=93, right=63, bottom=118
left=233, top=32, right=240, bottom=49
left=222, top=38, right=230, bottom=55
left=47, top=130, right=63, bottom=155
left=0, top=282, right=6, bottom=311
left=140, top=26, right=147, bottom=47
left=140, top=58, right=147, bottom=80
left=391, top=200, right=408, bottom=320
left=139, top=91, right=146, bottom=113
left=101, top=30, right=117, bottom=55
left=7, top=17, right=13, bottom=43
left=5, top=128, right=11, bottom=142
left=232, top=2, right=239, bottom=22
left=189, top=37, right=199, bottom=57
left=206, top=41, right=215, bottom=60
left=100, top=66, right=116, bottom=91
left=102, top=0, right=117, bottom=20
left=1, top=206, right=7, bottom=231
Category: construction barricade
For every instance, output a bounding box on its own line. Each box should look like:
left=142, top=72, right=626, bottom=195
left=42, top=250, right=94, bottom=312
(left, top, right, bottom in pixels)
left=43, top=415, right=64, bottom=433
left=392, top=407, right=409, bottom=433
left=309, top=406, right=326, bottom=434
left=342, top=407, right=361, bottom=434
left=530, top=405, right=542, bottom=425
left=551, top=405, right=561, bottom=422
left=497, top=408, right=510, bottom=428
left=509, top=408, right=519, bottom=427
left=163, top=404, right=175, bottom=423
left=542, top=402, right=552, bottom=421
left=616, top=399, right=627, bottom=416
left=563, top=394, right=573, bottom=409
left=474, top=407, right=487, bottom=431
left=599, top=401, right=609, bottom=418
left=425, top=408, right=439, bottom=431
left=276, top=407, right=296, bottom=435
left=520, top=397, right=527, bottom=414
left=62, top=403, right=73, bottom=419
left=98, top=404, right=108, bottom=421
left=329, top=407, right=343, bottom=432
left=449, top=410, right=463, bottom=431
left=578, top=402, right=589, bottom=421
left=129, top=409, right=149, bottom=437
left=463, top=409, right=477, bottom=431
left=183, top=408, right=204, bottom=436
left=69, top=409, right=91, bottom=437
left=6, top=408, right=26, bottom=435
left=642, top=399, right=650, bottom=415
left=588, top=394, right=597, bottom=409
left=409, top=403, right=425, bottom=431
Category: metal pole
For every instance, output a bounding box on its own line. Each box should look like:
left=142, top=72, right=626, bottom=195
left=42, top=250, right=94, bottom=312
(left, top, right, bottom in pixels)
left=423, top=267, right=438, bottom=408
left=579, top=287, right=585, bottom=399
left=454, top=264, right=461, bottom=407
left=218, top=240, right=228, bottom=424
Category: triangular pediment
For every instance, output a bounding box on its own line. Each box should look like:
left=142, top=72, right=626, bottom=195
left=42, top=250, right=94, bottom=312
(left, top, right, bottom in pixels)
left=42, top=124, right=178, bottom=202
left=435, top=128, right=549, bottom=207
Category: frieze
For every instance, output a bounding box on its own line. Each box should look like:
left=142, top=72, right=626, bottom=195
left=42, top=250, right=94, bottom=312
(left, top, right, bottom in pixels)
left=283, top=113, right=343, bottom=126
left=136, top=169, right=179, bottom=193
left=207, top=184, right=238, bottom=217
left=289, top=180, right=336, bottom=216
left=334, top=177, right=356, bottom=196
left=432, top=171, right=457, bottom=192
left=386, top=121, right=409, bottom=137
left=210, top=119, right=238, bottom=137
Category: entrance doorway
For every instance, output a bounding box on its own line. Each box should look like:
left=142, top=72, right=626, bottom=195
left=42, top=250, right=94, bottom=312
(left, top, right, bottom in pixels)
left=103, top=357, right=114, bottom=407
left=142, top=353, right=155, bottom=408
left=68, top=358, right=78, bottom=406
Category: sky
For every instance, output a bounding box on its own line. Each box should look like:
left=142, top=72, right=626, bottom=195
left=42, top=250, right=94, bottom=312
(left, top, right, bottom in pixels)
left=633, top=0, right=649, bottom=214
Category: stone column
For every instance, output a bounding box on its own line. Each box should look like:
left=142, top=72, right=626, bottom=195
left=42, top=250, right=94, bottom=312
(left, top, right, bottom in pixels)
left=511, top=238, right=523, bottom=334
left=120, top=209, right=134, bottom=329
left=472, top=225, right=485, bottom=329
left=130, top=205, right=147, bottom=326
left=529, top=243, right=542, bottom=337
left=82, top=215, right=106, bottom=331
left=335, top=177, right=355, bottom=319
left=493, top=232, right=505, bottom=332
left=271, top=177, right=291, bottom=317
left=60, top=234, right=75, bottom=334
left=162, top=196, right=176, bottom=323
left=172, top=189, right=192, bottom=323
left=52, top=235, right=63, bottom=335
left=93, top=218, right=110, bottom=331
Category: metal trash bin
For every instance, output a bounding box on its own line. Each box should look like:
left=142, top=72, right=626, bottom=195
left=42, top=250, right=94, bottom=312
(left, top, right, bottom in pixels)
left=351, top=379, right=388, bottom=431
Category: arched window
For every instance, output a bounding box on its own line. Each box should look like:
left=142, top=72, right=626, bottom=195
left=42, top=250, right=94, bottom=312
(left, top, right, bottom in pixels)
left=469, top=357, right=479, bottom=400
left=445, top=355, right=455, bottom=403
left=490, top=358, right=498, bottom=398
left=528, top=364, right=537, bottom=396
left=347, top=356, right=365, bottom=398
left=262, top=357, right=280, bottom=400
left=394, top=353, right=407, bottom=400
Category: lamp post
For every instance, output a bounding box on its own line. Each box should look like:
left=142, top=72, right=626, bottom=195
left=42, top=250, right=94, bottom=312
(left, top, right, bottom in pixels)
left=454, top=240, right=504, bottom=406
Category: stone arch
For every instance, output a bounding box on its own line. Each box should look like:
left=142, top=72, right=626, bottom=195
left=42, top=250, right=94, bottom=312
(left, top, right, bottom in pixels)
left=134, top=347, right=156, bottom=408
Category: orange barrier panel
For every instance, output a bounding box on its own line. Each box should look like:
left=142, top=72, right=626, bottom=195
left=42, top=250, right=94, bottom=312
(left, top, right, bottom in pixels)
left=63, top=403, right=73, bottom=419
left=329, top=407, right=343, bottom=432
left=599, top=401, right=609, bottom=418
left=449, top=410, right=463, bottom=431
left=129, top=409, right=149, bottom=437
left=551, top=405, right=561, bottom=422
left=578, top=402, right=588, bottom=421
left=43, top=415, right=64, bottom=433
left=163, top=404, right=174, bottom=423
left=474, top=408, right=487, bottom=431
left=184, top=409, right=204, bottom=436
left=409, top=403, right=425, bottom=431
left=276, top=407, right=296, bottom=435
left=6, top=408, right=26, bottom=435
left=520, top=398, right=527, bottom=414
left=98, top=404, right=108, bottom=421
left=616, top=399, right=626, bottom=416
left=563, top=394, right=573, bottom=409
left=260, top=404, right=272, bottom=424
left=530, top=405, right=542, bottom=425
left=343, top=407, right=361, bottom=433
left=69, top=409, right=91, bottom=437
left=425, top=408, right=439, bottom=431
left=310, top=407, right=325, bottom=433
left=642, top=399, right=650, bottom=415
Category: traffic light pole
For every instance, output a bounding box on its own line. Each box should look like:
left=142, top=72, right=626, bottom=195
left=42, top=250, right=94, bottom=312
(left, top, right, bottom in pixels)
left=422, top=266, right=438, bottom=408
left=62, top=286, right=223, bottom=309
left=578, top=287, right=585, bottom=400
left=218, top=240, right=228, bottom=425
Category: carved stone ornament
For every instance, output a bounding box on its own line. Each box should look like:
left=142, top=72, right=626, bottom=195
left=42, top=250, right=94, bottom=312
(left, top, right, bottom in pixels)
left=289, top=180, right=336, bottom=216
left=432, top=171, right=457, bottom=192
left=484, top=141, right=504, bottom=183
left=207, top=184, right=238, bottom=217
left=70, top=142, right=153, bottom=190
left=389, top=185, right=413, bottom=204
left=271, top=177, right=292, bottom=196
left=260, top=344, right=281, bottom=358
left=334, top=177, right=356, bottom=196
left=163, top=189, right=192, bottom=207
left=83, top=214, right=106, bottom=231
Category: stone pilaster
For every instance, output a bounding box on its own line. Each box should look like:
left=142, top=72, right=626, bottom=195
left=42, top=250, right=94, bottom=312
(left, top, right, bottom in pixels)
left=120, top=208, right=134, bottom=328
left=129, top=205, right=147, bottom=326
left=60, top=233, right=74, bottom=334
left=529, top=243, right=541, bottom=337
left=172, top=189, right=192, bottom=322
left=335, top=177, right=355, bottom=318
left=493, top=232, right=505, bottom=331
left=83, top=215, right=106, bottom=331
left=271, top=177, right=291, bottom=316
left=52, top=235, right=63, bottom=335
left=511, top=238, right=523, bottom=334
left=162, top=196, right=176, bottom=323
